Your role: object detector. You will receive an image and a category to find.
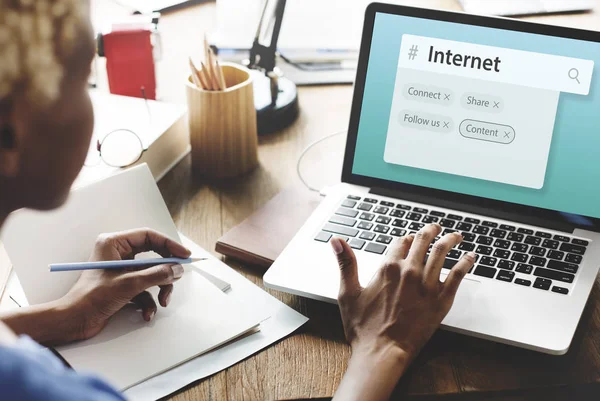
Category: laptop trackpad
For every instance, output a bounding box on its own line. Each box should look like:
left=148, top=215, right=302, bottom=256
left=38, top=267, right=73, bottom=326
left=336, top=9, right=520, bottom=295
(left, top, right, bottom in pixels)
left=441, top=275, right=481, bottom=326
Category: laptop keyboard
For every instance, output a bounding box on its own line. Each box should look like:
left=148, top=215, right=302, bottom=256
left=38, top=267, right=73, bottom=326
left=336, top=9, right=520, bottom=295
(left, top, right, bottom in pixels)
left=314, top=194, right=591, bottom=296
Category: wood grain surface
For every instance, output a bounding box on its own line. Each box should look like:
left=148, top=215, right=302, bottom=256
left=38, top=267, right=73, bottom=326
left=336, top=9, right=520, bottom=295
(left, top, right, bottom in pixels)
left=91, top=1, right=600, bottom=400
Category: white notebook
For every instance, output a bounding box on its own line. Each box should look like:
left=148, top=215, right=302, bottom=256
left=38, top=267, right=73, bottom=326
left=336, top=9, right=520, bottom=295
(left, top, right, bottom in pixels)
left=1, top=164, right=267, bottom=390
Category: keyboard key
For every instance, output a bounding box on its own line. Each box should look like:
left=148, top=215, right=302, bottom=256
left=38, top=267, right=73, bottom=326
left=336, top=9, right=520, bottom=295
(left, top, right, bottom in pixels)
left=374, top=206, right=389, bottom=215
left=390, top=228, right=406, bottom=237
left=462, top=233, right=476, bottom=242
left=482, top=221, right=498, bottom=228
left=511, top=243, right=528, bottom=253
left=439, top=219, right=456, bottom=228
left=553, top=235, right=570, bottom=242
left=332, top=235, right=349, bottom=242
left=511, top=252, right=528, bottom=262
left=396, top=204, right=411, bottom=210
left=341, top=199, right=357, bottom=208
left=376, top=235, right=393, bottom=244
left=357, top=221, right=373, bottom=230
left=447, top=249, right=462, bottom=259
left=533, top=278, right=552, bottom=290
left=572, top=239, right=589, bottom=246
left=357, top=203, right=373, bottom=211
left=547, top=260, right=578, bottom=274
left=422, top=215, right=439, bottom=223
left=359, top=231, right=376, bottom=241
left=507, top=232, right=524, bottom=242
left=456, top=222, right=473, bottom=231
left=476, top=245, right=493, bottom=255
left=476, top=236, right=493, bottom=245
left=516, top=263, right=533, bottom=274
left=473, top=226, right=489, bottom=235
left=314, top=231, right=332, bottom=242
left=349, top=238, right=365, bottom=250
left=447, top=214, right=463, bottom=221
left=364, top=198, right=378, bottom=203
left=498, top=260, right=515, bottom=270
left=525, top=236, right=542, bottom=246
left=517, top=228, right=534, bottom=235
left=494, top=239, right=510, bottom=249
left=392, top=219, right=408, bottom=228
left=409, top=222, right=425, bottom=231
left=535, top=231, right=552, bottom=239
left=465, top=217, right=481, bottom=224
left=490, top=229, right=507, bottom=239
left=329, top=215, right=357, bottom=227
left=559, top=243, right=586, bottom=256
left=499, top=224, right=516, bottom=231
left=413, top=207, right=428, bottom=214
left=474, top=265, right=497, bottom=278
left=430, top=211, right=445, bottom=217
left=458, top=242, right=476, bottom=251
left=493, top=249, right=510, bottom=259
left=365, top=242, right=386, bottom=254
left=547, top=250, right=564, bottom=260
left=552, top=286, right=569, bottom=295
left=515, top=278, right=531, bottom=287
left=390, top=209, right=405, bottom=218
left=323, top=223, right=359, bottom=237
left=336, top=207, right=358, bottom=218
left=406, top=213, right=422, bottom=221
left=376, top=216, right=391, bottom=224
left=534, top=267, right=574, bottom=283
left=374, top=224, right=390, bottom=234
left=442, top=258, right=459, bottom=269
left=442, top=229, right=458, bottom=236
left=529, top=256, right=547, bottom=266
left=480, top=256, right=497, bottom=267
left=496, top=270, right=515, bottom=282
left=380, top=201, right=395, bottom=207
left=347, top=195, right=361, bottom=200
left=359, top=213, right=375, bottom=221
left=542, top=239, right=559, bottom=250
left=565, top=253, right=582, bottom=264
left=529, top=246, right=546, bottom=257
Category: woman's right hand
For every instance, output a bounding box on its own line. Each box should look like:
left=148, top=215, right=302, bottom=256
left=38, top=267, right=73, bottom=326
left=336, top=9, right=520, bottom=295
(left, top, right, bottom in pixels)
left=331, top=223, right=475, bottom=401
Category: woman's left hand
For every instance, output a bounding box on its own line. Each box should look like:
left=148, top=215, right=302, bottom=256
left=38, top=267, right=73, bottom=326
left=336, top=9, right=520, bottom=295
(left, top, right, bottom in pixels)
left=60, top=228, right=191, bottom=341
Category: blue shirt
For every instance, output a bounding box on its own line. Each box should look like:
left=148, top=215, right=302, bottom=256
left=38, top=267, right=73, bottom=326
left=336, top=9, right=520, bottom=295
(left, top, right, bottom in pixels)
left=0, top=336, right=126, bottom=401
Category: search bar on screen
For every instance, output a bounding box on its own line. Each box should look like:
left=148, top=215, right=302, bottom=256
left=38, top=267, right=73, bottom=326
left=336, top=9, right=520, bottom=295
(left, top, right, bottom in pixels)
left=398, top=34, right=594, bottom=95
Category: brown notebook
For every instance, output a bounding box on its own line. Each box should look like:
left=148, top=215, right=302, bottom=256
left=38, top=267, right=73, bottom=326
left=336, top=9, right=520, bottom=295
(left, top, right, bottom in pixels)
left=215, top=187, right=322, bottom=268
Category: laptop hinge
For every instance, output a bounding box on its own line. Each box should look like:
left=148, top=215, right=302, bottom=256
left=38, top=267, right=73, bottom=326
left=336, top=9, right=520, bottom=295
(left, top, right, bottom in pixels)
left=370, top=187, right=575, bottom=233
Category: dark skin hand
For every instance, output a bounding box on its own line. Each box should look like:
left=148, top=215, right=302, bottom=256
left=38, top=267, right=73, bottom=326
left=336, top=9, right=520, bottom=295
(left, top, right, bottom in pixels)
left=0, top=228, right=191, bottom=346
left=331, top=223, right=476, bottom=401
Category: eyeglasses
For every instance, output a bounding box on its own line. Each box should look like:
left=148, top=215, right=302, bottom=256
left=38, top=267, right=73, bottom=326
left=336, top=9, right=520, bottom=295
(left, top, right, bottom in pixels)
left=84, top=129, right=147, bottom=168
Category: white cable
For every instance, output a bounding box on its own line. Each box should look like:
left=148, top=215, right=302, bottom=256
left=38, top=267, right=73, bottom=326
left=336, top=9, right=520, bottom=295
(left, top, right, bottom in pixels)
left=296, top=130, right=347, bottom=194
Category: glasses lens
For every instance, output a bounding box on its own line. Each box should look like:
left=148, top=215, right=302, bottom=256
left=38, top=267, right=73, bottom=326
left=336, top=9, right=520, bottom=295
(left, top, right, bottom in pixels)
left=100, top=130, right=143, bottom=167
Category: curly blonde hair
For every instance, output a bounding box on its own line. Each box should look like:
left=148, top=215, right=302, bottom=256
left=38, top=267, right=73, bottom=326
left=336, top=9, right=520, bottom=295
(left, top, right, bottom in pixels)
left=0, top=0, right=90, bottom=106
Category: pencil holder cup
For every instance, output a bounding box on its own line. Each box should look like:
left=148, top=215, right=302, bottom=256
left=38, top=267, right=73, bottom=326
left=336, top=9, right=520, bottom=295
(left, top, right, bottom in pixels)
left=186, top=62, right=259, bottom=179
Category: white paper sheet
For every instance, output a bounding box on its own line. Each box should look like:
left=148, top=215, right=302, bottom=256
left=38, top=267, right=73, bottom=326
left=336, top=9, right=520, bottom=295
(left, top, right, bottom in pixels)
left=124, top=234, right=309, bottom=401
left=59, top=266, right=264, bottom=390
left=2, top=164, right=181, bottom=305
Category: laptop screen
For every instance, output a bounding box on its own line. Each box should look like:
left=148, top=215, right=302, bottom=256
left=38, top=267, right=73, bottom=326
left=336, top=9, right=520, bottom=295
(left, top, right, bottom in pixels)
left=349, top=9, right=600, bottom=222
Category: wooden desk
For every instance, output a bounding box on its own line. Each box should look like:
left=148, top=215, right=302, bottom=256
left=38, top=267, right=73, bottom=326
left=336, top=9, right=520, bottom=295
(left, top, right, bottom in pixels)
left=70, top=1, right=600, bottom=400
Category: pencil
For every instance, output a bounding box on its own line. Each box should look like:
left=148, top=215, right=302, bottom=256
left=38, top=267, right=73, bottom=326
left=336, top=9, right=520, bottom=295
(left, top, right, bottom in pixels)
left=215, top=59, right=227, bottom=90
left=49, top=257, right=208, bottom=272
left=188, top=57, right=203, bottom=88
left=200, top=61, right=215, bottom=91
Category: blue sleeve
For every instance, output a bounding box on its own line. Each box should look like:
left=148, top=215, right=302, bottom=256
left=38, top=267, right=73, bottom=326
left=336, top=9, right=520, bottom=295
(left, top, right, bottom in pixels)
left=0, top=336, right=126, bottom=401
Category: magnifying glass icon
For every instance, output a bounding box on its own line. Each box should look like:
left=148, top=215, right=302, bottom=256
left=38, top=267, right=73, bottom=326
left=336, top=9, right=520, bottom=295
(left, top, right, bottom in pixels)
left=568, top=68, right=581, bottom=84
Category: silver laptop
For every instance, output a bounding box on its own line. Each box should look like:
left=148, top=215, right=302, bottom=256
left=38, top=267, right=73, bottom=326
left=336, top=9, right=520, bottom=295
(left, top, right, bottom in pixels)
left=264, top=3, right=600, bottom=355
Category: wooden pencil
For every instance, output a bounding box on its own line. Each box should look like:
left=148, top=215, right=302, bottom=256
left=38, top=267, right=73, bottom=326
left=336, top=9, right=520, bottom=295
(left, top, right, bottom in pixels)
left=188, top=57, right=203, bottom=88
left=200, top=62, right=215, bottom=91
left=215, top=59, right=227, bottom=90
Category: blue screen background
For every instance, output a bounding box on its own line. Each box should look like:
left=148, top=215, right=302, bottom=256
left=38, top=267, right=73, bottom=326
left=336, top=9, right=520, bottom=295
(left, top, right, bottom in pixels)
left=352, top=12, right=600, bottom=219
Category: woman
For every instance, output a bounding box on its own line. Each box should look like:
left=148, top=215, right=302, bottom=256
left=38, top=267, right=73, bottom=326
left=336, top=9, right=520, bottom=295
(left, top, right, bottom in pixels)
left=0, top=1, right=475, bottom=400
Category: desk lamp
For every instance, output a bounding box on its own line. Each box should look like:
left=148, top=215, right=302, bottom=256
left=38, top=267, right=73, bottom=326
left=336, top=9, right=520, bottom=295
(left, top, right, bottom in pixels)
left=246, top=0, right=299, bottom=134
